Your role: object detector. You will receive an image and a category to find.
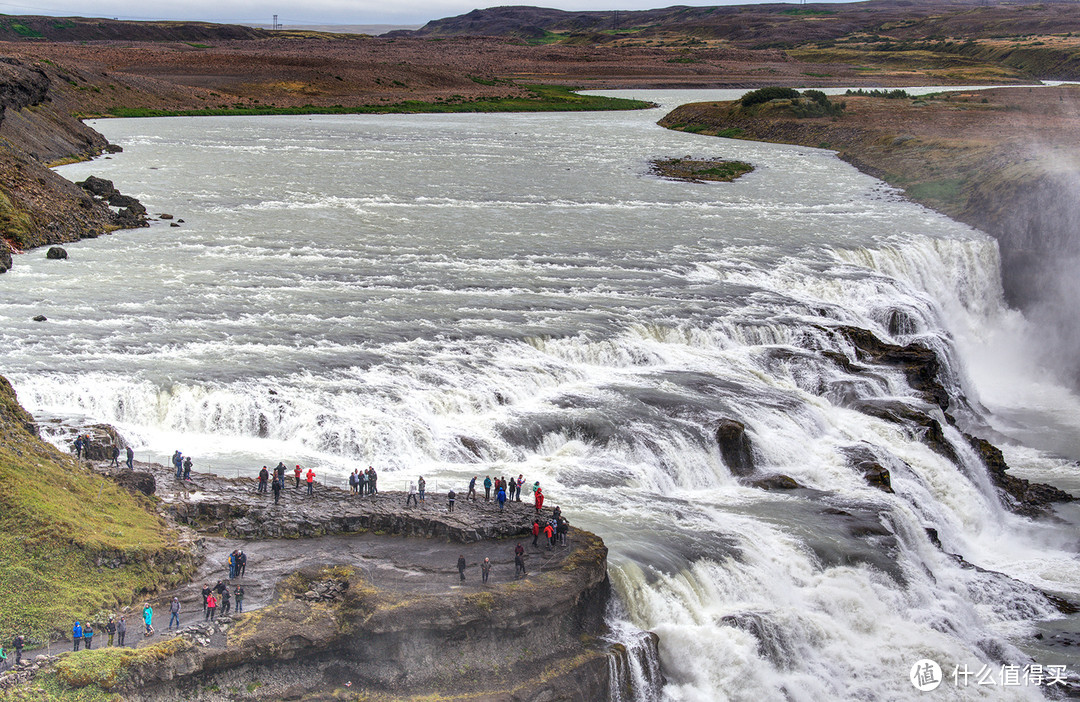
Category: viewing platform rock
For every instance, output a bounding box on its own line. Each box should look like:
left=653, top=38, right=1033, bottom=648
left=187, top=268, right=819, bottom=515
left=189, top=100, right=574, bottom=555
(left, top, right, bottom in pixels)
left=47, top=458, right=652, bottom=702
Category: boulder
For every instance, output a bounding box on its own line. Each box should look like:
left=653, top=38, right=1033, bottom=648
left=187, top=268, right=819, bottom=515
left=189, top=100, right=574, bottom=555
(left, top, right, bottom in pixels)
left=158, top=213, right=174, bottom=220
left=0, top=247, right=10, bottom=274
left=104, top=143, right=123, bottom=154
left=108, top=193, right=146, bottom=214
left=114, top=471, right=156, bottom=496
left=749, top=474, right=803, bottom=490
left=32, top=315, right=46, bottom=322
left=76, top=175, right=117, bottom=199
left=839, top=445, right=894, bottom=493
left=715, top=418, right=755, bottom=477
left=45, top=246, right=67, bottom=260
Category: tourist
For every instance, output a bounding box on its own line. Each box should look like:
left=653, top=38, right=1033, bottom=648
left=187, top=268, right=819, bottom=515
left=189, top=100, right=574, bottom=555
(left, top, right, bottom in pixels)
left=72, top=621, right=82, bottom=651
left=483, top=475, right=492, bottom=501
left=109, top=445, right=120, bottom=467
left=183, top=456, right=192, bottom=480
left=418, top=476, right=426, bottom=501
left=544, top=521, right=555, bottom=548
left=457, top=554, right=466, bottom=581
left=106, top=617, right=116, bottom=647
left=294, top=464, right=302, bottom=489
left=349, top=469, right=358, bottom=495
left=553, top=506, right=562, bottom=523
left=234, top=585, right=245, bottom=613
left=406, top=480, right=418, bottom=506
left=369, top=466, right=378, bottom=495
left=358, top=469, right=367, bottom=495
left=481, top=557, right=491, bottom=584
left=125, top=445, right=134, bottom=470
left=201, top=584, right=211, bottom=614
left=74, top=435, right=84, bottom=459
left=168, top=597, right=181, bottom=630
left=306, top=467, right=315, bottom=496
left=173, top=450, right=183, bottom=479
left=12, top=634, right=23, bottom=665
left=221, top=587, right=232, bottom=615
left=535, top=486, right=544, bottom=512
left=497, top=484, right=506, bottom=511
left=206, top=592, right=217, bottom=620
left=557, top=518, right=569, bottom=546
left=515, top=542, right=524, bottom=560
left=83, top=623, right=94, bottom=649
left=238, top=550, right=247, bottom=577
left=516, top=474, right=525, bottom=502
left=448, top=488, right=456, bottom=513
left=257, top=466, right=269, bottom=493
left=468, top=476, right=477, bottom=501
left=117, top=617, right=126, bottom=647
left=228, top=551, right=236, bottom=579
left=143, top=603, right=154, bottom=636
left=515, top=553, right=527, bottom=579
left=215, top=580, right=227, bottom=596
left=531, top=519, right=540, bottom=547
left=272, top=475, right=282, bottom=504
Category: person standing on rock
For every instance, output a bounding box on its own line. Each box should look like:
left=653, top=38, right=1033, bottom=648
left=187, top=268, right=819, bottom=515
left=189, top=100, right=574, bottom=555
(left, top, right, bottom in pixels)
left=72, top=621, right=82, bottom=651
left=234, top=585, right=245, bottom=613
left=110, top=445, right=120, bottom=467
left=106, top=617, right=116, bottom=647
left=448, top=488, right=457, bottom=513
left=143, top=603, right=154, bottom=636
left=468, top=476, right=477, bottom=501
left=544, top=521, right=555, bottom=548
left=349, top=470, right=358, bottom=495
left=74, top=435, right=84, bottom=459
left=406, top=480, right=418, bottom=506
left=201, top=584, right=211, bottom=614
left=257, top=466, right=269, bottom=493
left=532, top=519, right=540, bottom=547
left=221, top=587, right=231, bottom=615
left=238, top=550, right=247, bottom=577
left=168, top=597, right=181, bottom=630
left=483, top=475, right=492, bottom=501
left=369, top=466, right=378, bottom=495
left=83, top=623, right=94, bottom=649
left=294, top=464, right=302, bottom=489
left=173, top=451, right=183, bottom=479
left=183, top=456, right=192, bottom=480
left=272, top=475, right=282, bottom=504
left=535, top=486, right=544, bottom=512
left=358, top=469, right=367, bottom=496
left=497, top=484, right=507, bottom=511
left=516, top=475, right=525, bottom=502
left=306, top=467, right=316, bottom=496
left=515, top=552, right=527, bottom=579
left=206, top=592, right=217, bottom=621
left=418, top=476, right=426, bottom=501
left=457, top=554, right=467, bottom=581
left=12, top=634, right=23, bottom=665
left=481, top=557, right=491, bottom=584
left=117, top=617, right=126, bottom=647
left=126, top=445, right=134, bottom=470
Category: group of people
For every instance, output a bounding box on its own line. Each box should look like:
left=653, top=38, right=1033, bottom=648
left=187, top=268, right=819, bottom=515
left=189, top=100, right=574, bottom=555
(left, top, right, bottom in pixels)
left=348, top=467, right=379, bottom=496
left=532, top=507, right=569, bottom=548
left=405, top=476, right=427, bottom=505
left=172, top=450, right=193, bottom=480
left=458, top=541, right=534, bottom=584
left=69, top=614, right=129, bottom=652
left=201, top=581, right=245, bottom=620
left=70, top=436, right=135, bottom=469
left=257, top=463, right=314, bottom=503
left=228, top=550, right=248, bottom=579
left=468, top=474, right=528, bottom=503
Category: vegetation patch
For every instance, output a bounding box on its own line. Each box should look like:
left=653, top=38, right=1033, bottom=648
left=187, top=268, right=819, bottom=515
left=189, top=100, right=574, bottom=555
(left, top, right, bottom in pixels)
left=650, top=157, right=753, bottom=183
left=736, top=87, right=845, bottom=118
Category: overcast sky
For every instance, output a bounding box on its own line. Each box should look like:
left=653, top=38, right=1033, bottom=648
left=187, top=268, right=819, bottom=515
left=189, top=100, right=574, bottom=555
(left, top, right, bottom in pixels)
left=0, top=0, right=838, bottom=27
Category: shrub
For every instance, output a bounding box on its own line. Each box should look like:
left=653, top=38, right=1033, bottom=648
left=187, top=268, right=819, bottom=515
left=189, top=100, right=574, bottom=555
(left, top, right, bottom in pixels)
left=739, top=87, right=800, bottom=106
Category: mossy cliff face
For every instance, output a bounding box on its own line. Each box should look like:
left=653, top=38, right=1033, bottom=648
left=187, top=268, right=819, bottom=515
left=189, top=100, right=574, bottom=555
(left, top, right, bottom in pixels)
left=0, top=374, right=200, bottom=646
left=48, top=537, right=622, bottom=702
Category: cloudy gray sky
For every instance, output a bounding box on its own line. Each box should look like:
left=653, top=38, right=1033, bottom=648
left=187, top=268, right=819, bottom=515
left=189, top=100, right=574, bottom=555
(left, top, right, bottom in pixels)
left=0, top=0, right=836, bottom=27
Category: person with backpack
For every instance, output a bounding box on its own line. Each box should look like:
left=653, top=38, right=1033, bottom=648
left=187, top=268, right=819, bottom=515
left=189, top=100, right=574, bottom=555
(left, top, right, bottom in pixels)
left=467, top=476, right=477, bottom=501
left=110, top=445, right=120, bottom=467
left=168, top=597, right=181, bottom=630
left=272, top=475, right=283, bottom=504
left=126, top=445, right=134, bottom=470
left=483, top=475, right=492, bottom=501
left=257, top=466, right=269, bottom=493
left=516, top=474, right=525, bottom=502
left=72, top=621, right=82, bottom=651
left=74, top=435, right=84, bottom=459
left=173, top=451, right=183, bottom=479
left=497, top=484, right=507, bottom=511
left=544, top=521, right=555, bottom=548
left=221, top=587, right=232, bottom=615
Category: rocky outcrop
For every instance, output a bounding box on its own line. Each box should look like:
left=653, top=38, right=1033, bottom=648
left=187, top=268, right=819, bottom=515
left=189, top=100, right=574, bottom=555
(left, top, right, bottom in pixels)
left=965, top=434, right=1075, bottom=517
left=832, top=325, right=951, bottom=411
left=76, top=176, right=149, bottom=230
left=750, top=474, right=804, bottom=490
left=839, top=445, right=894, bottom=493
left=715, top=418, right=755, bottom=477
left=45, top=246, right=67, bottom=259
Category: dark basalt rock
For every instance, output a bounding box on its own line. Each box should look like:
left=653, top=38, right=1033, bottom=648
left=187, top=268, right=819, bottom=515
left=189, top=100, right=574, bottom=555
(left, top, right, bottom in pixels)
left=45, top=246, right=67, bottom=259
left=104, top=143, right=123, bottom=153
left=839, top=444, right=895, bottom=493
left=965, top=433, right=1076, bottom=517
left=750, top=474, right=804, bottom=490
left=76, top=175, right=117, bottom=199
left=851, top=398, right=960, bottom=466
left=108, top=193, right=145, bottom=214
left=832, top=325, right=951, bottom=411
left=113, top=470, right=156, bottom=496
left=0, top=247, right=11, bottom=274
left=716, top=418, right=755, bottom=477
left=72, top=423, right=128, bottom=462
left=31, top=315, right=46, bottom=322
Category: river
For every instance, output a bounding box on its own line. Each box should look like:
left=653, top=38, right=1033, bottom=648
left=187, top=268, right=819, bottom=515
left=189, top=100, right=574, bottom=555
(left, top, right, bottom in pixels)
left=1, top=89, right=1078, bottom=700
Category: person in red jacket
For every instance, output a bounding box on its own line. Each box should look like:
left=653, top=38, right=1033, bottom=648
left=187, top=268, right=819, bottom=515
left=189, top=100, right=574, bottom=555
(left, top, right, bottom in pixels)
left=531, top=519, right=540, bottom=547
left=206, top=593, right=217, bottom=621
left=294, top=464, right=302, bottom=489
left=544, top=522, right=555, bottom=548
left=306, top=468, right=315, bottom=496
left=534, top=487, right=544, bottom=512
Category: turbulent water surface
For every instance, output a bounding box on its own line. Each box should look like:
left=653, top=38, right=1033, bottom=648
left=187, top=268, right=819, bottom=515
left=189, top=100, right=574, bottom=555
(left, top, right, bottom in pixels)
left=3, top=89, right=1079, bottom=700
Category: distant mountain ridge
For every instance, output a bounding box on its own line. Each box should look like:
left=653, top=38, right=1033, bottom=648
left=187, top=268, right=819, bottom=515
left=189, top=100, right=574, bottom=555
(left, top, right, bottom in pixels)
left=0, top=15, right=264, bottom=42
left=397, top=0, right=1080, bottom=47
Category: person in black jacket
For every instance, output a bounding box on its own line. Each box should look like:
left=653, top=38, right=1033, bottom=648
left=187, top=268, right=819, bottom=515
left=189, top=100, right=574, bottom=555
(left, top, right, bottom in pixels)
left=257, top=466, right=269, bottom=493
left=106, top=618, right=116, bottom=647
left=12, top=635, right=24, bottom=665
left=457, top=554, right=466, bottom=581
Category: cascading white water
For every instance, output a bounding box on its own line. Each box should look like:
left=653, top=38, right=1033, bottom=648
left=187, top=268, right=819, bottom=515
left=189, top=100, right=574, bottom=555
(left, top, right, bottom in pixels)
left=1, top=89, right=1077, bottom=699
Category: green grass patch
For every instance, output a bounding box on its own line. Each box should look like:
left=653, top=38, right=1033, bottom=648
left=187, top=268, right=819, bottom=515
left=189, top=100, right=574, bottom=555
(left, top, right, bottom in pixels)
left=716, top=127, right=745, bottom=138
left=651, top=157, right=754, bottom=183
left=100, top=85, right=653, bottom=118
left=780, top=8, right=835, bottom=15
left=183, top=42, right=210, bottom=48
left=905, top=177, right=965, bottom=205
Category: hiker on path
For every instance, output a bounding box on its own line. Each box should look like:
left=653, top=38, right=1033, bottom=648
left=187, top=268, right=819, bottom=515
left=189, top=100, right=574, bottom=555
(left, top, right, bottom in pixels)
left=406, top=481, right=418, bottom=506
left=83, top=623, right=93, bottom=649
left=457, top=554, right=467, bottom=581
left=235, top=586, right=245, bottom=613
left=448, top=488, right=457, bottom=513
left=206, top=593, right=217, bottom=621
left=74, top=435, right=84, bottom=459
left=238, top=550, right=247, bottom=577
left=13, top=634, right=23, bottom=665
left=110, top=445, right=120, bottom=467
left=143, top=603, right=154, bottom=636
left=221, top=588, right=232, bottom=615
left=126, top=445, right=134, bottom=470
left=73, top=621, right=82, bottom=651
left=168, top=597, right=181, bottom=630
left=117, top=617, right=126, bottom=647
left=418, top=476, right=426, bottom=501
left=481, top=557, right=491, bottom=584
left=106, top=618, right=116, bottom=647
left=468, top=476, right=477, bottom=501
left=257, top=466, right=269, bottom=493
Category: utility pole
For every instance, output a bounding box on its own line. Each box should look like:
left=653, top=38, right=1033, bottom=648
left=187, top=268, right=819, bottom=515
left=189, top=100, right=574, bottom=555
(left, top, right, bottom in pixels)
left=272, top=14, right=281, bottom=30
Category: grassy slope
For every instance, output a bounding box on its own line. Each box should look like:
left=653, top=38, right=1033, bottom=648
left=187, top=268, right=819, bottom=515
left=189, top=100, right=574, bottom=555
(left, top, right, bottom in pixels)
left=0, top=376, right=196, bottom=646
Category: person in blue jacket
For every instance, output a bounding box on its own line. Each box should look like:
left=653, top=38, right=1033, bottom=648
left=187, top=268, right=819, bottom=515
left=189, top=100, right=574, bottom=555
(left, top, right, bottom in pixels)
left=72, top=621, right=82, bottom=651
